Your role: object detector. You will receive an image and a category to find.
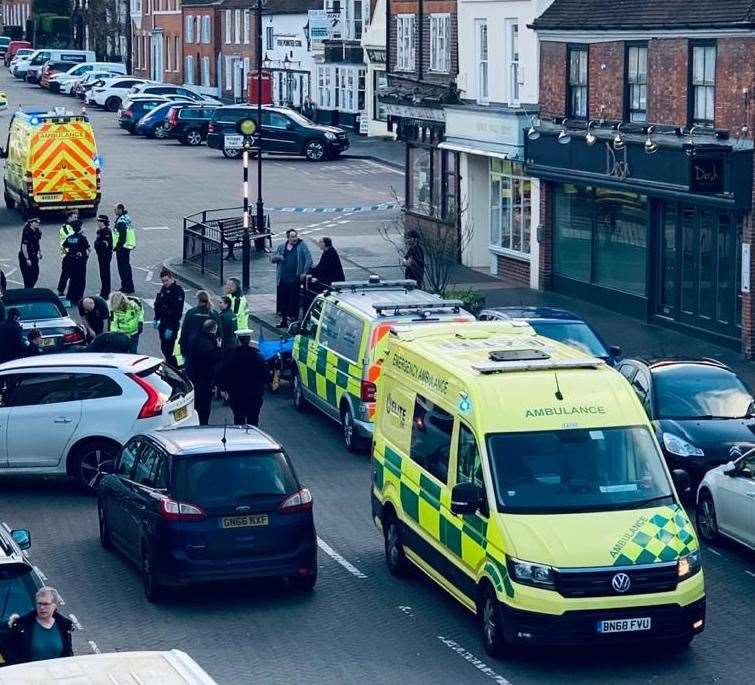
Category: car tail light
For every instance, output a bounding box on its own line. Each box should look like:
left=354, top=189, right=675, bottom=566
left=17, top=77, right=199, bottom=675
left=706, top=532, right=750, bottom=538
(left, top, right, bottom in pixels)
left=159, top=497, right=205, bottom=521
left=279, top=488, right=313, bottom=513
left=96, top=168, right=101, bottom=191
left=207, top=122, right=215, bottom=133
left=62, top=328, right=85, bottom=345
left=122, top=109, right=132, bottom=118
left=127, top=373, right=167, bottom=419
left=167, top=107, right=178, bottom=126
left=361, top=380, right=377, bottom=403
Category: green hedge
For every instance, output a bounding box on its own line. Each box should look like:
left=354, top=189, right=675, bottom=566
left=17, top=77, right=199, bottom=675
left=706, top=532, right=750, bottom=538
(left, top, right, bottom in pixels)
left=447, top=289, right=486, bottom=318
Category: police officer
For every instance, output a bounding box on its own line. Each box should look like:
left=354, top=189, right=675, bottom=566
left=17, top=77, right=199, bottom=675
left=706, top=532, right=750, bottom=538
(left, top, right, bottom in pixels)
left=113, top=203, right=135, bottom=294
left=154, top=268, right=185, bottom=368
left=78, top=295, right=110, bottom=340
left=224, top=277, right=249, bottom=330
left=189, top=319, right=222, bottom=426
left=218, top=296, right=238, bottom=353
left=56, top=209, right=78, bottom=298
left=18, top=217, right=42, bottom=288
left=219, top=329, right=270, bottom=426
left=62, top=220, right=90, bottom=307
left=94, top=215, right=113, bottom=300
left=109, top=291, right=143, bottom=353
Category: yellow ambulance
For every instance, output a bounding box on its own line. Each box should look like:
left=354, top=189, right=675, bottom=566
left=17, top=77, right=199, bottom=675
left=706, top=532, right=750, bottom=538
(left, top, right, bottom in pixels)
left=371, top=320, right=705, bottom=656
left=2, top=107, right=100, bottom=216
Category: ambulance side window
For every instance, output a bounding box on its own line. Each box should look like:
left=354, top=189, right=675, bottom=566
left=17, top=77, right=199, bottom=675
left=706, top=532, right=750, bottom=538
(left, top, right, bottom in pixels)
left=457, top=424, right=484, bottom=490
left=300, top=298, right=323, bottom=337
left=410, top=394, right=453, bottom=484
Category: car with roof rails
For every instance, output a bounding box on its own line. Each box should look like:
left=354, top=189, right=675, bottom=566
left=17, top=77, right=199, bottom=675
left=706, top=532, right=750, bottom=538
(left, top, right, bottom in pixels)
left=290, top=276, right=475, bottom=450
left=96, top=425, right=317, bottom=602
left=478, top=306, right=621, bottom=366
left=2, top=288, right=87, bottom=352
left=88, top=76, right=154, bottom=111
left=164, top=102, right=220, bottom=145
left=118, top=95, right=191, bottom=134
left=134, top=100, right=191, bottom=138
left=0, top=523, right=44, bottom=666
left=130, top=82, right=221, bottom=104
left=616, top=357, right=755, bottom=492
left=0, top=353, right=198, bottom=490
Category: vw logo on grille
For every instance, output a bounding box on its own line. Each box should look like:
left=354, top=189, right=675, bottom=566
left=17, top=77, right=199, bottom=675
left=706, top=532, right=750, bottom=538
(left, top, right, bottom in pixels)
left=611, top=572, right=631, bottom=593
left=235, top=505, right=251, bottom=512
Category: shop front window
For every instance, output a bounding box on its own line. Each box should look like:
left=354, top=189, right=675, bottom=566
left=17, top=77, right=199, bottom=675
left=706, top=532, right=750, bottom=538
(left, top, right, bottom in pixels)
left=408, top=146, right=457, bottom=221
left=490, top=160, right=531, bottom=257
left=554, top=184, right=592, bottom=282
left=409, top=146, right=431, bottom=214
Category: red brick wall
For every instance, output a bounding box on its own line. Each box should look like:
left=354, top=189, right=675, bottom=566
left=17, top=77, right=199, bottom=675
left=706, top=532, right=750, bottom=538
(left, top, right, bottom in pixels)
left=588, top=41, right=624, bottom=120
left=646, top=38, right=688, bottom=125
left=182, top=8, right=221, bottom=87
left=714, top=37, right=755, bottom=132
left=132, top=4, right=184, bottom=84
left=496, top=254, right=530, bottom=285
left=219, top=7, right=256, bottom=95
left=539, top=41, right=566, bottom=119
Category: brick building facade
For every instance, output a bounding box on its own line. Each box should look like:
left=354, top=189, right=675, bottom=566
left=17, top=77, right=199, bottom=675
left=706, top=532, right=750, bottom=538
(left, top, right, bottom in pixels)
left=1, top=0, right=31, bottom=37
left=529, top=0, right=755, bottom=354
left=132, top=0, right=184, bottom=85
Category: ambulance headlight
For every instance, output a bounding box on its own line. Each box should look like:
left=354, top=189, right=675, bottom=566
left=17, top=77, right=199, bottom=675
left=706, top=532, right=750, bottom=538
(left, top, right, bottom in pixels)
left=677, top=551, right=701, bottom=580
left=506, top=556, right=555, bottom=589
left=662, top=433, right=704, bottom=458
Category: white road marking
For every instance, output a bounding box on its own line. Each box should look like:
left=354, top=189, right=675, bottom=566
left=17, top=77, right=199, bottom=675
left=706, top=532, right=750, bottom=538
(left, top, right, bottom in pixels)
left=88, top=641, right=101, bottom=654
left=360, top=158, right=404, bottom=176
left=745, top=570, right=755, bottom=578
left=145, top=270, right=153, bottom=282
left=706, top=547, right=722, bottom=556
left=316, top=537, right=367, bottom=579
left=69, top=614, right=82, bottom=630
left=141, top=225, right=171, bottom=231
left=437, top=636, right=513, bottom=685
left=4, top=267, right=17, bottom=278
left=337, top=220, right=350, bottom=224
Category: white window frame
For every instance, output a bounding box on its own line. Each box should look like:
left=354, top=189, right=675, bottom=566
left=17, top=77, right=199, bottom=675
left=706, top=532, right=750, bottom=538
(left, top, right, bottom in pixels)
left=185, top=15, right=193, bottom=43
left=202, top=15, right=211, bottom=44
left=201, top=56, right=211, bottom=86
left=225, top=55, right=233, bottom=90
left=225, top=9, right=232, bottom=44
left=489, top=159, right=532, bottom=258
left=266, top=25, right=274, bottom=51
left=475, top=19, right=488, bottom=104
left=243, top=10, right=251, bottom=44
left=317, top=64, right=333, bottom=109
left=243, top=57, right=250, bottom=90
left=429, top=14, right=450, bottom=74
left=505, top=19, right=519, bottom=106
left=185, top=55, right=194, bottom=85
left=166, top=34, right=172, bottom=72
left=234, top=9, right=241, bottom=44
left=396, top=14, right=415, bottom=72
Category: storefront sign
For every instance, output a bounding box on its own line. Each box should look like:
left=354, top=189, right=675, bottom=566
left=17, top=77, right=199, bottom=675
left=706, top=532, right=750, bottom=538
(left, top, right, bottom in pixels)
left=308, top=10, right=329, bottom=43
left=382, top=102, right=445, bottom=122
left=606, top=143, right=630, bottom=180
left=445, top=108, right=524, bottom=147
left=366, top=48, right=386, bottom=64
left=690, top=157, right=724, bottom=193
left=277, top=38, right=302, bottom=48
left=359, top=112, right=369, bottom=134
left=742, top=244, right=751, bottom=294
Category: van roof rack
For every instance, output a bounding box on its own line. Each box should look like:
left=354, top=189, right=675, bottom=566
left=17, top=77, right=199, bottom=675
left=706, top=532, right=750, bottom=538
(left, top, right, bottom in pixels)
left=373, top=300, right=463, bottom=315
left=331, top=276, right=417, bottom=292
left=472, top=357, right=604, bottom=374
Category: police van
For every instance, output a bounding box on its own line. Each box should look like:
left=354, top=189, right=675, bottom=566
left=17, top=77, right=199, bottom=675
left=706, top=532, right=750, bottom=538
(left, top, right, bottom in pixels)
left=290, top=277, right=475, bottom=451
left=2, top=108, right=100, bottom=217
left=371, top=320, right=705, bottom=656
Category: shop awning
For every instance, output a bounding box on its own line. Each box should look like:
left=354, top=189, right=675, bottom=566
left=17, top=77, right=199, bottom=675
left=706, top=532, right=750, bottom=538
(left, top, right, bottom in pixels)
left=438, top=138, right=523, bottom=161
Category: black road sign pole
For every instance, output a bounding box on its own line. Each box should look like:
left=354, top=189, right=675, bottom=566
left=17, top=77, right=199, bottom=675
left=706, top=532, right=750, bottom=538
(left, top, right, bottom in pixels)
left=241, top=142, right=250, bottom=292
left=255, top=0, right=264, bottom=238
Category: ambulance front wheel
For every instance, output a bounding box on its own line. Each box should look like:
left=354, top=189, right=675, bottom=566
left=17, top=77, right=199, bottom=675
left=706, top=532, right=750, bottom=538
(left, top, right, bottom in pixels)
left=292, top=372, right=309, bottom=413
left=383, top=513, right=409, bottom=577
left=479, top=584, right=511, bottom=659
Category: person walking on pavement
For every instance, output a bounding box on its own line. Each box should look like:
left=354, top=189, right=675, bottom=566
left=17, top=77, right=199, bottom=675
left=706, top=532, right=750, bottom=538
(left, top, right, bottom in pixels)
left=62, top=220, right=90, bottom=307
left=224, top=277, right=249, bottom=330
left=219, top=329, right=270, bottom=426
left=301, top=96, right=315, bottom=120
left=218, top=296, right=238, bottom=353
left=109, top=291, right=143, bottom=353
left=113, top=203, right=136, bottom=294
left=18, top=217, right=42, bottom=288
left=403, top=229, right=425, bottom=288
left=6, top=587, right=74, bottom=665
left=272, top=229, right=312, bottom=328
left=0, top=309, right=27, bottom=363
left=78, top=295, right=109, bottom=340
left=94, top=214, right=113, bottom=299
left=154, top=269, right=185, bottom=368
left=56, top=209, right=78, bottom=298
left=188, top=319, right=222, bottom=425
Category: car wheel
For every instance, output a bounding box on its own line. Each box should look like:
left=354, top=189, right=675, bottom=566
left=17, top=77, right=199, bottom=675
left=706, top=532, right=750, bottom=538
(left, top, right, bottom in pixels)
left=384, top=515, right=409, bottom=577
left=186, top=129, right=203, bottom=146
left=696, top=493, right=719, bottom=543
left=223, top=147, right=242, bottom=159
left=153, top=123, right=169, bottom=139
left=292, top=372, right=309, bottom=412
left=98, top=500, right=113, bottom=550
left=128, top=127, right=136, bottom=135
left=142, top=546, right=164, bottom=603
left=4, top=190, right=15, bottom=209
left=479, top=584, right=511, bottom=658
left=72, top=440, right=118, bottom=492
left=304, top=139, right=326, bottom=162
left=341, top=405, right=363, bottom=452
left=105, top=96, right=121, bottom=112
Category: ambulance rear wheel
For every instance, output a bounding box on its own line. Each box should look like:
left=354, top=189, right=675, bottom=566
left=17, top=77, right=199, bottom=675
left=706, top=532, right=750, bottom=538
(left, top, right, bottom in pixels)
left=480, top=584, right=511, bottom=658
left=384, top=515, right=409, bottom=577
left=292, top=373, right=309, bottom=412
left=341, top=405, right=364, bottom=452
left=4, top=191, right=15, bottom=209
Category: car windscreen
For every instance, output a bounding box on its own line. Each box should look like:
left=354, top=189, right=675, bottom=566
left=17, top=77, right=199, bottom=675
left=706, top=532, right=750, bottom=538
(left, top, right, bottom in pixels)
left=285, top=110, right=315, bottom=126
left=0, top=566, right=37, bottom=624
left=654, top=365, right=755, bottom=420
left=47, top=61, right=72, bottom=71
left=0, top=38, right=10, bottom=46
left=138, top=363, right=192, bottom=401
left=529, top=321, right=608, bottom=358
left=173, top=452, right=298, bottom=506
left=486, top=426, right=673, bottom=514
left=9, top=301, right=65, bottom=321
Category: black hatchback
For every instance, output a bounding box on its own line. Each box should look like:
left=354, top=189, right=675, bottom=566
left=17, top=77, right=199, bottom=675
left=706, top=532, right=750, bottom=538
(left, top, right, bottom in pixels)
left=96, top=425, right=317, bottom=602
left=118, top=97, right=170, bottom=134
left=164, top=103, right=219, bottom=146
left=207, top=105, right=349, bottom=161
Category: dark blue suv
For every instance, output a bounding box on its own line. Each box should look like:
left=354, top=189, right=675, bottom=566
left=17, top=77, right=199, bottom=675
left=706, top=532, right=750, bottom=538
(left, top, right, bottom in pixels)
left=96, top=426, right=317, bottom=602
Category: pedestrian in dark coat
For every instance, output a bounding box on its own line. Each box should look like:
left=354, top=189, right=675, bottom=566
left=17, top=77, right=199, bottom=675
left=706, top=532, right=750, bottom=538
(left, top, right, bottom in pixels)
left=62, top=220, right=90, bottom=306
left=18, top=217, right=42, bottom=288
left=154, top=268, right=185, bottom=368
left=271, top=229, right=312, bottom=328
left=0, top=269, right=7, bottom=322
left=188, top=319, right=222, bottom=425
left=218, top=296, right=238, bottom=353
left=219, top=329, right=270, bottom=426
left=403, top=229, right=425, bottom=288
left=310, top=237, right=345, bottom=286
left=78, top=295, right=110, bottom=340
left=94, top=215, right=113, bottom=300
left=5, top=587, right=73, bottom=665
left=0, top=309, right=26, bottom=363
left=86, top=331, right=131, bottom=353
left=179, top=290, right=220, bottom=373
left=113, top=203, right=135, bottom=294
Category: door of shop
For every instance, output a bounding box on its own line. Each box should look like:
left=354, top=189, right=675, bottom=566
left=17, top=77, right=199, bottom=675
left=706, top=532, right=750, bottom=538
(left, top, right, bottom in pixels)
left=654, top=203, right=742, bottom=339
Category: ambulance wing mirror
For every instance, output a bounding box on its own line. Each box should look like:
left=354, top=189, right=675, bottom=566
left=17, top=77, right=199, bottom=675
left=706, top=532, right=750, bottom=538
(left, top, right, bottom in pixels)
left=287, top=321, right=301, bottom=337
left=0, top=147, right=6, bottom=159
left=451, top=482, right=484, bottom=516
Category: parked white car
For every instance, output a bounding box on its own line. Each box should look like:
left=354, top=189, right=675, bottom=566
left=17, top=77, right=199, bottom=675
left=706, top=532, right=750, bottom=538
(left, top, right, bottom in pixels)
left=88, top=76, right=154, bottom=111
left=0, top=354, right=197, bottom=489
left=59, top=69, right=123, bottom=96
left=131, top=82, right=221, bottom=104
left=49, top=61, right=127, bottom=94
left=696, top=446, right=755, bottom=549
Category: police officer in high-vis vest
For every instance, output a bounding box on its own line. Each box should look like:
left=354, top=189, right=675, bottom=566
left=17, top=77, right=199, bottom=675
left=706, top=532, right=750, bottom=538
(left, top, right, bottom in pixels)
left=108, top=291, right=143, bottom=354
left=56, top=209, right=79, bottom=298
left=113, top=203, right=136, bottom=294
left=224, top=277, right=249, bottom=330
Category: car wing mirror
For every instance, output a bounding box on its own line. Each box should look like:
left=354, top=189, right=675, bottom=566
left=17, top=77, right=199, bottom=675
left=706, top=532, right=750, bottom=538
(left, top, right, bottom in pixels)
left=671, top=468, right=691, bottom=494
left=450, top=482, right=483, bottom=516
left=608, top=345, right=622, bottom=358
left=723, top=460, right=738, bottom=477
left=287, top=321, right=301, bottom=337
left=10, top=528, right=31, bottom=550
left=0, top=147, right=6, bottom=159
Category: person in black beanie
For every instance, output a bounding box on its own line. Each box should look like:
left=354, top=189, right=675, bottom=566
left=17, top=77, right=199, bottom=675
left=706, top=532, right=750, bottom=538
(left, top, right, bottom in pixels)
left=94, top=214, right=113, bottom=300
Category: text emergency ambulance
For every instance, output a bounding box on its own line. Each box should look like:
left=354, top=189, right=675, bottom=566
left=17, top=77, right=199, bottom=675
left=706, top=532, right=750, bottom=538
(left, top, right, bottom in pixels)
left=371, top=320, right=705, bottom=657
left=2, top=107, right=100, bottom=216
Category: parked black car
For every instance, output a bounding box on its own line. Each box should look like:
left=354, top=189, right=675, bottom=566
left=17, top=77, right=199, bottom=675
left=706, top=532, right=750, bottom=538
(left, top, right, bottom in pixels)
left=96, top=425, right=317, bottom=602
left=617, top=357, right=755, bottom=490
left=164, top=103, right=219, bottom=145
left=207, top=105, right=349, bottom=161
left=118, top=97, right=170, bottom=134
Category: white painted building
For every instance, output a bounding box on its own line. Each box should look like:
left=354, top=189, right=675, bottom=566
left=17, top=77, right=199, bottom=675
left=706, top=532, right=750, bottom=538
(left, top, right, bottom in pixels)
left=445, top=0, right=553, bottom=289
left=360, top=0, right=389, bottom=136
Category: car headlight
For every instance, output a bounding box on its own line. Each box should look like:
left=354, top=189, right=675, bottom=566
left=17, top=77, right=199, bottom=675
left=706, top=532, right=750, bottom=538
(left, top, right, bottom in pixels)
left=662, top=433, right=704, bottom=457
left=677, top=550, right=701, bottom=580
left=324, top=131, right=336, bottom=141
left=506, top=556, right=555, bottom=589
